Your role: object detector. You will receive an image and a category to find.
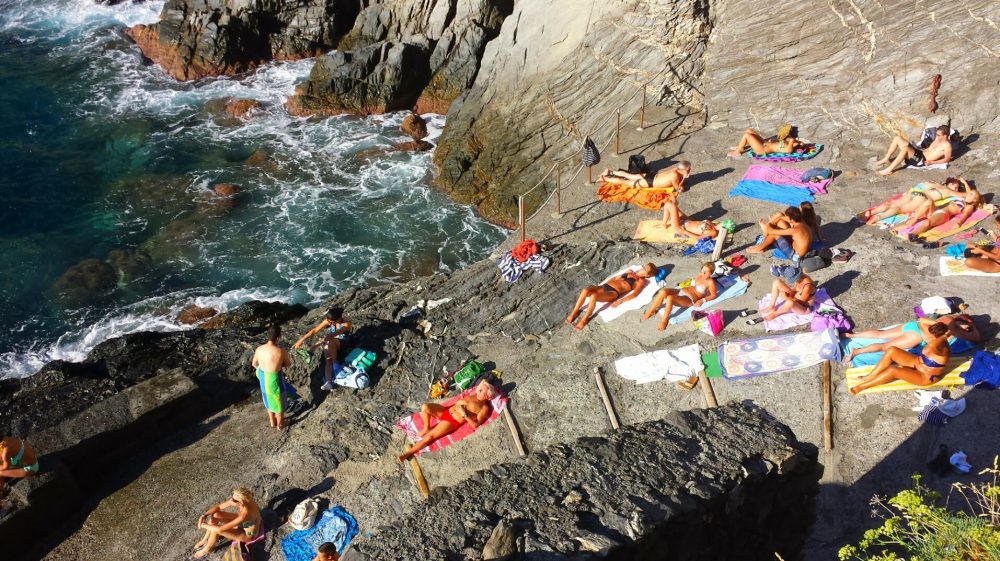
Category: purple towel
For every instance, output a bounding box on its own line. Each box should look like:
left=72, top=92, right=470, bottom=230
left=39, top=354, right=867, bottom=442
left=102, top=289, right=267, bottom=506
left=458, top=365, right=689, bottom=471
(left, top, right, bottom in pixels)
left=742, top=165, right=833, bottom=194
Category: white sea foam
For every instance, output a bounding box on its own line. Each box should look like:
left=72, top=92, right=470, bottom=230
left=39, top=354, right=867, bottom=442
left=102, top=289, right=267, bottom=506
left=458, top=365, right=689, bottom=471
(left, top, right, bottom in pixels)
left=0, top=0, right=506, bottom=380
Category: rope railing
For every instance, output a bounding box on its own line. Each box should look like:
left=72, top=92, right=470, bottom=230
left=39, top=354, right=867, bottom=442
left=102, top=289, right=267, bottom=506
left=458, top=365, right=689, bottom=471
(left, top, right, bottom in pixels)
left=515, top=79, right=663, bottom=241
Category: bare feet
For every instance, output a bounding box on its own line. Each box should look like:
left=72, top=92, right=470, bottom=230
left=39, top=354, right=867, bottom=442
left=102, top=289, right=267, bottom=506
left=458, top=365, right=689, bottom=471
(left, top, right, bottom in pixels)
left=565, top=315, right=577, bottom=326
left=849, top=386, right=863, bottom=395
left=398, top=451, right=414, bottom=462
left=876, top=168, right=894, bottom=176
left=746, top=245, right=765, bottom=254
left=740, top=274, right=752, bottom=288
left=657, top=319, right=668, bottom=331
left=193, top=549, right=210, bottom=559
left=727, top=150, right=743, bottom=158
left=873, top=158, right=888, bottom=166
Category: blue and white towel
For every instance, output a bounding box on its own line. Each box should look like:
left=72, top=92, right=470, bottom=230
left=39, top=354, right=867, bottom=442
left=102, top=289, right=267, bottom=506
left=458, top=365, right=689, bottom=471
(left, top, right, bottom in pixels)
left=282, top=506, right=359, bottom=561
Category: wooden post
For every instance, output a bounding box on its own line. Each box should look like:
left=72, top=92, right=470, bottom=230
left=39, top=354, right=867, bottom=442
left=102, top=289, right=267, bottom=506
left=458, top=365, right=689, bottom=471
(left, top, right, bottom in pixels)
left=409, top=457, right=430, bottom=498
left=518, top=195, right=526, bottom=242
left=615, top=109, right=621, bottom=155
left=822, top=360, right=833, bottom=451
left=503, top=407, right=527, bottom=457
left=594, top=367, right=621, bottom=430
left=698, top=370, right=718, bottom=408
left=638, top=86, right=646, bottom=130
left=555, top=163, right=562, bottom=214
left=588, top=166, right=593, bottom=184
left=711, top=226, right=727, bottom=262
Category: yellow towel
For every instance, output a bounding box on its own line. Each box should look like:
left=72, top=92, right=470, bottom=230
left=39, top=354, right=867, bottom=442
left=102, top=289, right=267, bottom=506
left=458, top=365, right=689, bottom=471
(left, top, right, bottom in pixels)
left=633, top=220, right=698, bottom=245
left=845, top=358, right=970, bottom=395
left=921, top=207, right=996, bottom=242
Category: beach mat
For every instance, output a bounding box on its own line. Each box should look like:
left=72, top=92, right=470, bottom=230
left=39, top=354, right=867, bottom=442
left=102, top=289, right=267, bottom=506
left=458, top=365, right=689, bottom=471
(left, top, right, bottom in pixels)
left=757, top=288, right=836, bottom=332
left=940, top=256, right=1000, bottom=277
left=728, top=179, right=814, bottom=206
left=702, top=351, right=723, bottom=378
left=597, top=183, right=674, bottom=210
left=742, top=164, right=833, bottom=194
left=845, top=358, right=970, bottom=395
left=921, top=206, right=995, bottom=242
left=282, top=506, right=359, bottom=561
left=665, top=275, right=748, bottom=325
left=841, top=328, right=979, bottom=367
left=747, top=143, right=823, bottom=162
left=719, top=328, right=841, bottom=379
left=633, top=220, right=699, bottom=244
left=395, top=388, right=507, bottom=456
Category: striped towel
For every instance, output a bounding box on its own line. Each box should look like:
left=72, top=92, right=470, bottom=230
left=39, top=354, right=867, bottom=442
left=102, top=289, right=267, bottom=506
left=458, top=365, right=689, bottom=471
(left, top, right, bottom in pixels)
left=395, top=388, right=507, bottom=456
left=845, top=358, right=970, bottom=395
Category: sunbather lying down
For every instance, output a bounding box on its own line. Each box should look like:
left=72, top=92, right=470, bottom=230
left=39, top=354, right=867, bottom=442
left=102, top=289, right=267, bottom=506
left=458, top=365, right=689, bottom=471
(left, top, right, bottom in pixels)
left=842, top=314, right=980, bottom=364
left=399, top=380, right=495, bottom=462
left=849, top=322, right=951, bottom=394
left=566, top=263, right=656, bottom=330
left=862, top=178, right=966, bottom=224
left=727, top=124, right=801, bottom=157
left=597, top=161, right=690, bottom=191
left=890, top=179, right=982, bottom=238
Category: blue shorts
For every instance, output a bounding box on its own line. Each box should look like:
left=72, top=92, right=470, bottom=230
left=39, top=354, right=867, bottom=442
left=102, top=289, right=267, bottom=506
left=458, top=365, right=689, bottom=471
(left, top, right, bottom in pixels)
left=774, top=236, right=799, bottom=262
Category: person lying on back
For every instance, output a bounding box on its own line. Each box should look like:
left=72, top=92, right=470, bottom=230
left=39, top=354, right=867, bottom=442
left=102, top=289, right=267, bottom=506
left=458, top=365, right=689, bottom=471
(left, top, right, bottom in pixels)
left=727, top=124, right=802, bottom=157
left=597, top=161, right=691, bottom=191
left=398, top=380, right=496, bottom=461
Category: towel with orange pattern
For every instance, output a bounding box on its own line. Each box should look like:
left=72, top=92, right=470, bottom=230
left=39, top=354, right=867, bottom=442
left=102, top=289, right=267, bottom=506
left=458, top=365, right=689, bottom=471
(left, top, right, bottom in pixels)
left=597, top=183, right=675, bottom=210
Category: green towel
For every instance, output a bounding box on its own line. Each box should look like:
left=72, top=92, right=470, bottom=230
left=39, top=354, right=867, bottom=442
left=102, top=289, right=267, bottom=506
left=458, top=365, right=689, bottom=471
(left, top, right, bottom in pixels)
left=702, top=351, right=723, bottom=378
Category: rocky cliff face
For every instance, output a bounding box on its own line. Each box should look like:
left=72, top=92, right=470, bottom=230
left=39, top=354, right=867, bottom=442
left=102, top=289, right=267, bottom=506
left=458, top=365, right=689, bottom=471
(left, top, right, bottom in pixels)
left=701, top=0, right=1000, bottom=140
left=127, top=0, right=361, bottom=81
left=344, top=403, right=818, bottom=561
left=286, top=0, right=513, bottom=116
left=432, top=0, right=714, bottom=225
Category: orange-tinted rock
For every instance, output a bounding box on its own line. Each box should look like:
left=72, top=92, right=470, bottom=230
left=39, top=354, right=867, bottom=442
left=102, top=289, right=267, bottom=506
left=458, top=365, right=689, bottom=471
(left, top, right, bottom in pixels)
left=393, top=140, right=434, bottom=152
left=176, top=305, right=218, bottom=325
left=213, top=183, right=241, bottom=197
left=52, top=258, right=117, bottom=302
left=400, top=113, right=428, bottom=140
left=223, top=98, right=263, bottom=118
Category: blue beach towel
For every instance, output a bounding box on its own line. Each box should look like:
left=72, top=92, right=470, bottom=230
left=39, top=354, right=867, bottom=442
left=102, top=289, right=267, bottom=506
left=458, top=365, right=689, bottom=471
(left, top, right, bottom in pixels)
left=282, top=506, right=359, bottom=561
left=665, top=275, right=749, bottom=325
left=728, top=179, right=814, bottom=206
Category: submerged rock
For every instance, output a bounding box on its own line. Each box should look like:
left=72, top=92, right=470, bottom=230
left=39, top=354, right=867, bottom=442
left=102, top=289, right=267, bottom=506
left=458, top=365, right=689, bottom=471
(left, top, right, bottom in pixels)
left=126, top=0, right=359, bottom=81
left=222, top=98, right=264, bottom=119
left=392, top=139, right=434, bottom=152
left=175, top=304, right=217, bottom=325
left=51, top=258, right=117, bottom=302
left=106, top=248, right=153, bottom=285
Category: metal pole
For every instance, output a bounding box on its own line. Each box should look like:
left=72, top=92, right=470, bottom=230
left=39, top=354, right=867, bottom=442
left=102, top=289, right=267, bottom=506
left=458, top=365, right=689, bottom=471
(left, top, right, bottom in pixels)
left=556, top=163, right=562, bottom=214
left=518, top=195, right=526, bottom=242
left=638, top=86, right=646, bottom=130
left=615, top=109, right=621, bottom=155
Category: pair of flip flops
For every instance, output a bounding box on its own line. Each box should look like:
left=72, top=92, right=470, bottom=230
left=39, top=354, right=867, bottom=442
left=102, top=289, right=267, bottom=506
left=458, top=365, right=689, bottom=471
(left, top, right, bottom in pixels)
left=831, top=248, right=854, bottom=263
left=740, top=309, right=764, bottom=325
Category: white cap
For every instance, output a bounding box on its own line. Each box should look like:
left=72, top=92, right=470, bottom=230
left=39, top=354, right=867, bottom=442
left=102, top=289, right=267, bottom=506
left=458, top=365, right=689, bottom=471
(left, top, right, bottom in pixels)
left=921, top=296, right=951, bottom=317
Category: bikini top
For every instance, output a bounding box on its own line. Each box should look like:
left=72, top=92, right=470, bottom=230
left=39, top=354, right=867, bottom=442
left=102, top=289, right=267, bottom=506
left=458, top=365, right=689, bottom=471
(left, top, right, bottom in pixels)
left=618, top=272, right=638, bottom=290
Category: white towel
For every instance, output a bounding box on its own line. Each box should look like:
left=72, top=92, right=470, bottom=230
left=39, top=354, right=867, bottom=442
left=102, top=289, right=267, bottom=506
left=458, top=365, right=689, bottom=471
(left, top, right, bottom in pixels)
left=909, top=162, right=949, bottom=171
left=615, top=343, right=703, bottom=384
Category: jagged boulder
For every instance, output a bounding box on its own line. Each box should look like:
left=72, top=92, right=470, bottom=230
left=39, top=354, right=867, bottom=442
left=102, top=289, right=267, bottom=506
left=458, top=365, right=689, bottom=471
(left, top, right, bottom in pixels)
left=400, top=112, right=428, bottom=140
left=286, top=41, right=433, bottom=116
left=126, top=0, right=359, bottom=81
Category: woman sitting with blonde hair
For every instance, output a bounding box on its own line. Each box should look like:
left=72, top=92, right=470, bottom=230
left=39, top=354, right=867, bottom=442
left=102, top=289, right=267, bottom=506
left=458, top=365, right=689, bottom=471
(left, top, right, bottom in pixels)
left=192, top=487, right=262, bottom=558
left=641, top=262, right=719, bottom=331
left=728, top=124, right=801, bottom=157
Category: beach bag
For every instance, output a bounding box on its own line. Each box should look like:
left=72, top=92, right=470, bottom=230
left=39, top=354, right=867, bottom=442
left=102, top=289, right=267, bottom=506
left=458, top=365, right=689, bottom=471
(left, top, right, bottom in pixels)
left=288, top=498, right=320, bottom=531
left=627, top=154, right=649, bottom=175
left=453, top=360, right=485, bottom=390
left=582, top=136, right=601, bottom=167
left=800, top=249, right=832, bottom=273
left=334, top=365, right=370, bottom=389
left=811, top=311, right=852, bottom=333
left=800, top=167, right=832, bottom=183
left=344, top=348, right=376, bottom=369
left=693, top=310, right=724, bottom=337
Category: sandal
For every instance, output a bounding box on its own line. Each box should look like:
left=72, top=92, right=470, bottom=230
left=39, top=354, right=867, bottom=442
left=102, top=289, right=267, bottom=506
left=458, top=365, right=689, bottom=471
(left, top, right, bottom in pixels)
left=676, top=376, right=699, bottom=391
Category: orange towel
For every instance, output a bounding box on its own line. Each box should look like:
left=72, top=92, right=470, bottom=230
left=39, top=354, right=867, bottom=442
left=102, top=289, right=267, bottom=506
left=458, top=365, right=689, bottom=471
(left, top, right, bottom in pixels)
left=597, top=183, right=675, bottom=210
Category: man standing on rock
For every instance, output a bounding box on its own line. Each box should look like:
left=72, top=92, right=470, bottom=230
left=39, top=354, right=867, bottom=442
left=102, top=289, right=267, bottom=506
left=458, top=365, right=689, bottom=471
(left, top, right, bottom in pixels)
left=253, top=325, right=292, bottom=429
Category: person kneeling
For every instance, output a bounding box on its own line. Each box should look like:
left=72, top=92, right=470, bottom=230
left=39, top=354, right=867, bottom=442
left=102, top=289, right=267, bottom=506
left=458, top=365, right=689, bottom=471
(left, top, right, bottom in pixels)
left=849, top=322, right=951, bottom=395
left=399, top=380, right=496, bottom=462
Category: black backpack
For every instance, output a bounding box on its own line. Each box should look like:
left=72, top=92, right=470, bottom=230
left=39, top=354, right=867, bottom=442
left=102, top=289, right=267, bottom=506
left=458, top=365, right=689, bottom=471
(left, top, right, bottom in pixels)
left=582, top=136, right=601, bottom=167
left=628, top=155, right=649, bottom=175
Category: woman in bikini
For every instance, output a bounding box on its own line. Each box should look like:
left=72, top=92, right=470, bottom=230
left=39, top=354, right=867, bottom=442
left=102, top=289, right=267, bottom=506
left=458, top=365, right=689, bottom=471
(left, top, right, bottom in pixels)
left=761, top=265, right=815, bottom=321
left=641, top=262, right=719, bottom=331
left=597, top=161, right=690, bottom=191
left=895, top=179, right=982, bottom=239
left=843, top=318, right=944, bottom=364
left=727, top=124, right=801, bottom=157
left=293, top=307, right=351, bottom=391
left=566, top=263, right=657, bottom=331
left=865, top=178, right=965, bottom=225
left=192, top=487, right=262, bottom=558
left=849, top=322, right=951, bottom=394
left=0, top=436, right=39, bottom=507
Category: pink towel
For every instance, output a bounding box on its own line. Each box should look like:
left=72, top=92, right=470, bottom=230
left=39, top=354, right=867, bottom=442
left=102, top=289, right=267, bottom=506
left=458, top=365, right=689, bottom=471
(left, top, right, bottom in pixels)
left=395, top=388, right=507, bottom=456
left=893, top=207, right=992, bottom=238
left=742, top=165, right=832, bottom=194
left=757, top=288, right=835, bottom=332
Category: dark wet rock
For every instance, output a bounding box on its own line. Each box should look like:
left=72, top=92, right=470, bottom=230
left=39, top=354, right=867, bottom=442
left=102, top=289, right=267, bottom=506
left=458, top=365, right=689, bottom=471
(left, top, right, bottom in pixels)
left=51, top=258, right=117, bottom=302
left=106, top=248, right=153, bottom=285
left=212, top=182, right=241, bottom=197
left=200, top=300, right=307, bottom=331
left=400, top=112, right=428, bottom=140
left=223, top=98, right=263, bottom=118
left=344, top=403, right=818, bottom=561
left=175, top=304, right=218, bottom=325
left=392, top=139, right=433, bottom=152
left=287, top=0, right=513, bottom=116
left=126, top=0, right=360, bottom=81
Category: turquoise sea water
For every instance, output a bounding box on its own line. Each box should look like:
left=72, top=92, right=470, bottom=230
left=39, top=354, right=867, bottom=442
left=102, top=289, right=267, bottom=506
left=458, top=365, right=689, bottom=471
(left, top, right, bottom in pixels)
left=0, top=0, right=505, bottom=378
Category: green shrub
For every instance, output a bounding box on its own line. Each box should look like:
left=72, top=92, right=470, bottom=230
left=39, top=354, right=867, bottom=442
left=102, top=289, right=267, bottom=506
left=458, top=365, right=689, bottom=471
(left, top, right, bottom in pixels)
left=838, top=458, right=1000, bottom=561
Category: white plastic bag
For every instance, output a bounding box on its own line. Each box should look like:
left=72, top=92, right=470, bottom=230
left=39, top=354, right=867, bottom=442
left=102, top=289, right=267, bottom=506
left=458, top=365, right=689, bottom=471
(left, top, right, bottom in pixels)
left=288, top=498, right=320, bottom=530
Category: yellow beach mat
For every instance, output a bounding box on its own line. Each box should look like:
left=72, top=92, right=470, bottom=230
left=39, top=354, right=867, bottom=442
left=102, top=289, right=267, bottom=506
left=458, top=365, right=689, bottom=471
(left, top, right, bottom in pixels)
left=633, top=220, right=698, bottom=245
left=845, top=358, right=970, bottom=395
